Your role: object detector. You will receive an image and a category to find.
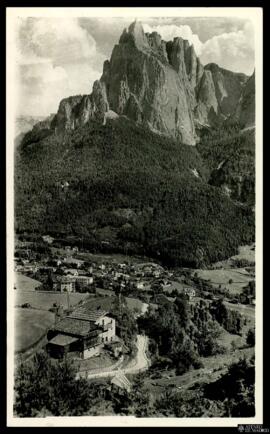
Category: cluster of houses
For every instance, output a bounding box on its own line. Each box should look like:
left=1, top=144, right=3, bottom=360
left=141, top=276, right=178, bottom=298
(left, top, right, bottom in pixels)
left=51, top=275, right=94, bottom=293
left=14, top=239, right=198, bottom=301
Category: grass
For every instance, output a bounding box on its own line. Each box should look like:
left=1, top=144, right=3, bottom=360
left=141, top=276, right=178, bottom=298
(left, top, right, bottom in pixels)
left=225, top=301, right=255, bottom=322
left=194, top=268, right=253, bottom=294
left=75, top=351, right=116, bottom=372
left=224, top=300, right=255, bottom=342
left=80, top=294, right=147, bottom=316
left=125, top=297, right=146, bottom=315
left=14, top=290, right=89, bottom=310
left=15, top=308, right=55, bottom=353
left=14, top=272, right=41, bottom=291
left=217, top=329, right=244, bottom=350
left=231, top=244, right=255, bottom=263
left=212, top=244, right=255, bottom=268
left=71, top=251, right=147, bottom=265
left=79, top=296, right=115, bottom=313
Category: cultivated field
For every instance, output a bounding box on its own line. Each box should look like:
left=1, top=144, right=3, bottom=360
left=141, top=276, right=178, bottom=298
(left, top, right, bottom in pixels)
left=14, top=290, right=89, bottom=310
left=14, top=272, right=41, bottom=291
left=15, top=308, right=55, bottom=353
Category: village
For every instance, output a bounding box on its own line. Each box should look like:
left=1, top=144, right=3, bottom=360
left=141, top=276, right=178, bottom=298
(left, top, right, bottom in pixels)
left=13, top=234, right=256, bottom=395
left=14, top=234, right=200, bottom=301
left=14, top=234, right=255, bottom=304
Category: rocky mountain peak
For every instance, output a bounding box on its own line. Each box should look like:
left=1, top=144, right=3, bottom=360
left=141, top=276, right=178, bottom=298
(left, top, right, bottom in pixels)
left=50, top=20, right=255, bottom=145
left=128, top=20, right=146, bottom=40
left=119, top=20, right=149, bottom=50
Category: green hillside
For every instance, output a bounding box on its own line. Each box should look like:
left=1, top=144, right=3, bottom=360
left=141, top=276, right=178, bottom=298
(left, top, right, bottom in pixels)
left=15, top=117, right=254, bottom=267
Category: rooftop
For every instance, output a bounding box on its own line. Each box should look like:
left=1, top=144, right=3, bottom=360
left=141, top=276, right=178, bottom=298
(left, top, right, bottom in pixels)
left=63, top=257, right=84, bottom=265
left=72, top=306, right=109, bottom=322
left=49, top=334, right=78, bottom=347
left=60, top=276, right=75, bottom=283
left=53, top=317, right=100, bottom=337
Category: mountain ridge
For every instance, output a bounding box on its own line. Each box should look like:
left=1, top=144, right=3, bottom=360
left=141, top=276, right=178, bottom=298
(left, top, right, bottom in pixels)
left=41, top=20, right=254, bottom=146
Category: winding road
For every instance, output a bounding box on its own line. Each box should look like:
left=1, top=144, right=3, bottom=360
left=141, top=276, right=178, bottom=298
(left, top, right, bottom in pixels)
left=76, top=334, right=150, bottom=380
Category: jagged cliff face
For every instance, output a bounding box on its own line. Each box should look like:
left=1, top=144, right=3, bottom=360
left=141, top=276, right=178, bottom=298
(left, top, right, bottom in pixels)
left=233, top=71, right=255, bottom=128
left=50, top=20, right=255, bottom=145
left=101, top=23, right=197, bottom=145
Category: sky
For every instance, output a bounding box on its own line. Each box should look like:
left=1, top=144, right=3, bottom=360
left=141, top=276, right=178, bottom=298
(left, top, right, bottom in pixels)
left=16, top=16, right=255, bottom=117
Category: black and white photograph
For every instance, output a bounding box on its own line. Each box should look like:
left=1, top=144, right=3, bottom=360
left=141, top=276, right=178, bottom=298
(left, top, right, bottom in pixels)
left=6, top=6, right=263, bottom=427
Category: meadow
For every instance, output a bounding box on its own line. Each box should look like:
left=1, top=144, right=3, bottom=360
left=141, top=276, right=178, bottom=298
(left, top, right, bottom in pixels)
left=15, top=308, right=55, bottom=353
left=194, top=268, right=253, bottom=294
left=14, top=272, right=41, bottom=291
left=14, top=290, right=89, bottom=310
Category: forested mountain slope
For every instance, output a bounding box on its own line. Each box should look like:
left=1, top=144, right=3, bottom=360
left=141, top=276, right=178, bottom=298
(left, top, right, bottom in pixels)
left=15, top=117, right=254, bottom=267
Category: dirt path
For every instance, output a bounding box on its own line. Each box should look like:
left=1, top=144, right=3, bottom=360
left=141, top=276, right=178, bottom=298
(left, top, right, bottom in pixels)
left=240, top=125, right=255, bottom=134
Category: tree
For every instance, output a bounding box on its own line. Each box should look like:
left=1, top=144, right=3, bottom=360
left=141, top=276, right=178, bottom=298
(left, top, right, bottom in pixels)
left=211, top=299, right=243, bottom=335
left=46, top=270, right=54, bottom=290
left=174, top=340, right=201, bottom=375
left=231, top=340, right=237, bottom=352
left=196, top=320, right=223, bottom=357
left=211, top=299, right=228, bottom=326
left=14, top=351, right=98, bottom=417
left=246, top=328, right=255, bottom=347
left=110, top=386, right=132, bottom=415
left=203, top=356, right=255, bottom=417
left=131, top=373, right=153, bottom=416
left=175, top=295, right=189, bottom=328
left=111, top=296, right=137, bottom=353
